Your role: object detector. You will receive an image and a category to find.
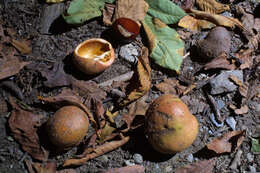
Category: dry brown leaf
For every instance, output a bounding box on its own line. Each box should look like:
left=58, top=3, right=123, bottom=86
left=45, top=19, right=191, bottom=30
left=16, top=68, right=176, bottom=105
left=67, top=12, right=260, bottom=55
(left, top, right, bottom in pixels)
left=104, top=165, right=145, bottom=173
left=32, top=162, right=56, bottom=173
left=0, top=47, right=30, bottom=80
left=236, top=6, right=255, bottom=38
left=235, top=49, right=254, bottom=69
left=207, top=130, right=246, bottom=154
left=229, top=74, right=243, bottom=86
left=178, top=15, right=215, bottom=31
left=57, top=169, right=77, bottom=173
left=113, top=0, right=149, bottom=25
left=63, top=136, right=130, bottom=167
left=38, top=88, right=96, bottom=128
left=8, top=104, right=48, bottom=161
left=10, top=39, right=32, bottom=54
left=204, top=52, right=236, bottom=70
left=190, top=9, right=246, bottom=31
left=238, top=83, right=248, bottom=98
left=155, top=78, right=186, bottom=96
left=196, top=0, right=230, bottom=14
left=103, top=3, right=115, bottom=26
left=175, top=159, right=216, bottom=173
left=247, top=33, right=260, bottom=50
left=119, top=47, right=151, bottom=106
left=234, top=105, right=249, bottom=115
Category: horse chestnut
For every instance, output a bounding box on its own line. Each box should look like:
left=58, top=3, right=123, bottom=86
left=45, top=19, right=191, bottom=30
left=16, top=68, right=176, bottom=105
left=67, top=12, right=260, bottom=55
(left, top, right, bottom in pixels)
left=46, top=106, right=89, bottom=149
left=145, top=94, right=199, bottom=154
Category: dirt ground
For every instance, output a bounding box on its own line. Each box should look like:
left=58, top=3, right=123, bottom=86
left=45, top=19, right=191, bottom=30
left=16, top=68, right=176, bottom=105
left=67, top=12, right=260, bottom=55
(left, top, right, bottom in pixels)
left=0, top=0, right=259, bottom=173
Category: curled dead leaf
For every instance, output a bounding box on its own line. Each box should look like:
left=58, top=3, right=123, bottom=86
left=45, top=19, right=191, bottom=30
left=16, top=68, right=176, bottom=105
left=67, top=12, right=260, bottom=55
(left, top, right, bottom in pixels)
left=207, top=130, right=246, bottom=154
left=119, top=47, right=151, bottom=106
left=63, top=135, right=130, bottom=167
left=103, top=3, right=115, bottom=26
left=178, top=15, right=215, bottom=31
left=175, top=159, right=216, bottom=173
left=196, top=0, right=230, bottom=14
left=204, top=52, right=236, bottom=70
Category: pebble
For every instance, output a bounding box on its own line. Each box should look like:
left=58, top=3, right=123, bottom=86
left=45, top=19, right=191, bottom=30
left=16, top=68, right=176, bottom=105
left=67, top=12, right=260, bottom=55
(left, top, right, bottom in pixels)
left=133, top=153, right=143, bottom=164
left=226, top=117, right=236, bottom=130
left=210, top=70, right=243, bottom=95
left=216, top=99, right=225, bottom=110
left=248, top=165, right=256, bottom=173
left=165, top=166, right=173, bottom=173
left=186, top=154, right=194, bottom=162
left=124, top=160, right=135, bottom=166
left=119, top=43, right=139, bottom=64
left=246, top=153, right=254, bottom=163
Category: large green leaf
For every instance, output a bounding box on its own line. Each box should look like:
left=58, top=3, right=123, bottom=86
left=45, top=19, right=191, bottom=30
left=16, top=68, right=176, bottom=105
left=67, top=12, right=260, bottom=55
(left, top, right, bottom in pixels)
left=252, top=138, right=260, bottom=152
left=145, top=0, right=186, bottom=24
left=63, top=0, right=115, bottom=24
left=142, top=15, right=184, bottom=72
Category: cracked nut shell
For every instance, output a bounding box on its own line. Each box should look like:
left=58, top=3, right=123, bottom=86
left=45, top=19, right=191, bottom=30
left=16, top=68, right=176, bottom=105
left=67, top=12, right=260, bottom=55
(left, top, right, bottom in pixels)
left=145, top=94, right=199, bottom=154
left=46, top=106, right=89, bottom=149
left=73, top=38, right=115, bottom=75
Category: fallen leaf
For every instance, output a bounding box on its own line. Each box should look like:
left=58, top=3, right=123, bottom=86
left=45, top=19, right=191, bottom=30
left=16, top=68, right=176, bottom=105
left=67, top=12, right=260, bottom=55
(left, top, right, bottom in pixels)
left=207, top=130, right=246, bottom=154
left=175, top=159, right=216, bottom=173
left=10, top=39, right=32, bottom=55
left=113, top=0, right=149, bottom=25
left=251, top=138, right=260, bottom=153
left=63, top=135, right=130, bottom=167
left=229, top=74, right=243, bottom=86
left=57, top=169, right=77, bottom=173
left=145, top=0, right=186, bottom=24
left=234, top=105, right=248, bottom=115
left=63, top=0, right=115, bottom=24
left=236, top=6, right=255, bottom=38
left=8, top=102, right=48, bottom=161
left=196, top=0, right=230, bottom=14
left=142, top=15, right=184, bottom=72
left=204, top=52, right=236, bottom=70
left=155, top=78, right=186, bottom=95
left=103, top=3, right=115, bottom=26
left=32, top=162, right=56, bottom=173
left=178, top=15, right=215, bottom=31
left=40, top=62, right=71, bottom=88
left=190, top=8, right=246, bottom=31
left=119, top=47, right=151, bottom=106
left=104, top=165, right=145, bottom=173
left=238, top=83, right=248, bottom=98
left=38, top=88, right=96, bottom=128
left=235, top=49, right=254, bottom=70
left=0, top=47, right=30, bottom=80
left=247, top=33, right=260, bottom=50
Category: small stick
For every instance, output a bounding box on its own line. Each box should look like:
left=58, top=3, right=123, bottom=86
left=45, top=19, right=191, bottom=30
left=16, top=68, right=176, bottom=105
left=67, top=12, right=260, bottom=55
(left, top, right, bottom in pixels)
left=98, top=71, right=134, bottom=87
left=206, top=93, right=223, bottom=123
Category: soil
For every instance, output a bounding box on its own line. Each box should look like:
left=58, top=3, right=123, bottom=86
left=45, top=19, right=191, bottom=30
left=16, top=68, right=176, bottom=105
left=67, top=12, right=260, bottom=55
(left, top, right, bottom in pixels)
left=0, top=0, right=259, bottom=173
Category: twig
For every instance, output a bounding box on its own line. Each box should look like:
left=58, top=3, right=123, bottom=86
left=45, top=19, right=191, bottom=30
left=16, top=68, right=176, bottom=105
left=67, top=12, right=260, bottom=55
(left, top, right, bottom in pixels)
left=98, top=71, right=134, bottom=87
left=0, top=80, right=24, bottom=100
left=206, top=93, right=223, bottom=123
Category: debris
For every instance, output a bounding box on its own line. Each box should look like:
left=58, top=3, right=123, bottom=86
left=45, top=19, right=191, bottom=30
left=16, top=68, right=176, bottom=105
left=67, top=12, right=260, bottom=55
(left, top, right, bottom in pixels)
left=209, top=113, right=224, bottom=127
left=186, top=154, right=194, bottom=162
left=196, top=0, right=230, bottom=14
left=230, top=149, right=242, bottom=170
left=226, top=117, right=236, bottom=130
left=119, top=43, right=140, bottom=64
left=246, top=153, right=254, bottom=163
left=63, top=135, right=130, bottom=167
left=0, top=80, right=24, bottom=100
left=197, top=27, right=231, bottom=61
left=206, top=130, right=246, bottom=154
left=102, top=3, right=115, bottom=26
left=155, top=78, right=186, bottom=96
left=104, top=165, right=145, bottom=173
left=207, top=94, right=224, bottom=124
left=10, top=39, right=32, bottom=55
left=234, top=105, right=248, bottom=115
left=209, top=70, right=243, bottom=95
left=175, top=159, right=216, bottom=173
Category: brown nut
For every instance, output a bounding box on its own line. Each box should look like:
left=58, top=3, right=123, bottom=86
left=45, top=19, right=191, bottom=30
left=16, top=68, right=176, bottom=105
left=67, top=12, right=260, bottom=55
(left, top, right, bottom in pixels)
left=145, top=94, right=199, bottom=154
left=46, top=106, right=89, bottom=149
left=113, top=17, right=140, bottom=40
left=73, top=38, right=115, bottom=75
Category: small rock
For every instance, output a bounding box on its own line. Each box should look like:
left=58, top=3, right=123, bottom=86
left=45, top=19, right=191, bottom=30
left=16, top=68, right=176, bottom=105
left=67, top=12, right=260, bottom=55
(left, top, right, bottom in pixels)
left=124, top=160, right=135, bottom=166
left=248, top=165, right=256, bottom=173
left=246, top=153, right=254, bottom=163
left=197, top=27, right=231, bottom=61
left=133, top=153, right=143, bottom=164
left=119, top=43, right=139, bottom=64
left=165, top=166, right=173, bottom=173
left=210, top=70, right=243, bottom=95
left=186, top=154, right=194, bottom=162
left=226, top=117, right=236, bottom=130
left=100, top=155, right=108, bottom=163
left=216, top=99, right=225, bottom=110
